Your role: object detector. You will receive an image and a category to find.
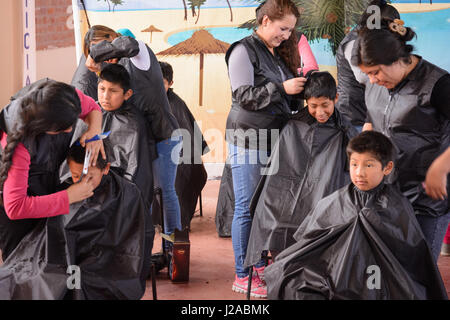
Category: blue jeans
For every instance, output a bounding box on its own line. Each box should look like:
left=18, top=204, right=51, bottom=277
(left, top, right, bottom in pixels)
left=416, top=211, right=450, bottom=262
left=228, top=143, right=267, bottom=278
left=153, top=136, right=183, bottom=235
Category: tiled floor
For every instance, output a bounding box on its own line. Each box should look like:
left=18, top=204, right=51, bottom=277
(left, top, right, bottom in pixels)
left=143, top=180, right=450, bottom=300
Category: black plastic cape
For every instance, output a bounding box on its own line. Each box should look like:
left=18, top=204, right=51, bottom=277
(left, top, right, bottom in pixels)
left=167, top=89, right=209, bottom=229
left=243, top=108, right=358, bottom=267
left=215, top=163, right=234, bottom=237
left=265, top=183, right=448, bottom=300
left=0, top=171, right=147, bottom=300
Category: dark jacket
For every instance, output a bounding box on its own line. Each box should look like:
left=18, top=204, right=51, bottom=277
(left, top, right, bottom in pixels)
left=0, top=79, right=75, bottom=260
left=244, top=108, right=358, bottom=267
left=365, top=57, right=449, bottom=217
left=335, top=29, right=367, bottom=127
left=225, top=33, right=302, bottom=151
left=265, top=183, right=448, bottom=300
left=89, top=37, right=179, bottom=142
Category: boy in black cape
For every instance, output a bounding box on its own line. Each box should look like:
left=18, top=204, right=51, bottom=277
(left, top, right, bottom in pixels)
left=159, top=61, right=209, bottom=230
left=265, top=131, right=448, bottom=300
left=244, top=72, right=358, bottom=271
left=0, top=142, right=148, bottom=299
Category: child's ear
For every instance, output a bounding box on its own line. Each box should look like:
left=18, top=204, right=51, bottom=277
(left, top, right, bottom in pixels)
left=383, top=161, right=394, bottom=176
left=124, top=89, right=133, bottom=101
left=169, top=80, right=174, bottom=88
left=102, top=163, right=111, bottom=176
left=334, top=93, right=339, bottom=104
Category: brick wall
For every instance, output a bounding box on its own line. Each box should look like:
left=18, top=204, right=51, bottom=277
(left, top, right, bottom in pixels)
left=35, top=0, right=75, bottom=50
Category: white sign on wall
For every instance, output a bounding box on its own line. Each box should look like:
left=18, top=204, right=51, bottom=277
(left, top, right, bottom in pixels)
left=23, top=0, right=36, bottom=86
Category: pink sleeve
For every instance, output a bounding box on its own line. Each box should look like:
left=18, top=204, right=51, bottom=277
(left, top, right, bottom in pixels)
left=298, top=34, right=319, bottom=75
left=1, top=134, right=69, bottom=220
left=76, top=88, right=102, bottom=120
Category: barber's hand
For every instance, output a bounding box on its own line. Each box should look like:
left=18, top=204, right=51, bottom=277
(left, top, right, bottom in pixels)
left=283, top=77, right=307, bottom=95
left=424, top=158, right=448, bottom=201
left=85, top=54, right=102, bottom=73
left=67, top=175, right=95, bottom=204
left=79, top=130, right=106, bottom=167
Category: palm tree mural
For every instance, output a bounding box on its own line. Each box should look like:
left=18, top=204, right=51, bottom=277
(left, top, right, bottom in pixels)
left=189, top=0, right=207, bottom=24
left=225, top=0, right=233, bottom=22
left=182, top=0, right=188, bottom=20
left=240, top=0, right=392, bottom=56
left=97, top=0, right=124, bottom=12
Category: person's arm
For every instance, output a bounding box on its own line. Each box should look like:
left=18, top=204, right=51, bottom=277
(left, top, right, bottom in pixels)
left=1, top=141, right=94, bottom=220
left=228, top=44, right=305, bottom=111
left=424, top=74, right=450, bottom=200
left=424, top=147, right=450, bottom=200
left=298, top=34, right=319, bottom=75
left=89, top=36, right=140, bottom=63
left=76, top=89, right=105, bottom=166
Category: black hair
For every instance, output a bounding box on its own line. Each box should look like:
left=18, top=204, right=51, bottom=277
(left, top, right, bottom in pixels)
left=303, top=72, right=337, bottom=101
left=159, top=61, right=173, bottom=83
left=98, top=64, right=131, bottom=92
left=0, top=80, right=81, bottom=200
left=346, top=131, right=394, bottom=167
left=67, top=138, right=112, bottom=170
left=356, top=19, right=416, bottom=67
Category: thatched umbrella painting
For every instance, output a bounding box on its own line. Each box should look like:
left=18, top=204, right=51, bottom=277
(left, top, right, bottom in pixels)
left=141, top=25, right=163, bottom=43
left=157, top=29, right=230, bottom=106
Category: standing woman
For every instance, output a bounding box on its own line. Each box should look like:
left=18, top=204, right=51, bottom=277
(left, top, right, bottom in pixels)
left=356, top=19, right=450, bottom=261
left=225, top=0, right=305, bottom=298
left=0, top=79, right=104, bottom=260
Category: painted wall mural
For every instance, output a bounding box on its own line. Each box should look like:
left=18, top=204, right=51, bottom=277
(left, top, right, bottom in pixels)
left=75, top=0, right=450, bottom=163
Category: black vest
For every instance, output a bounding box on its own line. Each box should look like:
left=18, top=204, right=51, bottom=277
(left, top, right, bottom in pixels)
left=225, top=33, right=299, bottom=151
left=365, top=57, right=449, bottom=216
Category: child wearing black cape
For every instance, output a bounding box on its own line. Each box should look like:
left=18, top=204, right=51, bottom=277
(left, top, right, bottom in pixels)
left=244, top=72, right=358, bottom=279
left=265, top=131, right=447, bottom=300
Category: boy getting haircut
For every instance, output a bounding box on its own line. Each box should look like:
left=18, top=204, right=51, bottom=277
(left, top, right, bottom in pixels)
left=265, top=130, right=447, bottom=300
left=244, top=75, right=358, bottom=268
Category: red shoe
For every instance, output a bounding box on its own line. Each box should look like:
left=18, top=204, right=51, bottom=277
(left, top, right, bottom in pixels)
left=254, top=265, right=266, bottom=282
left=232, top=274, right=267, bottom=298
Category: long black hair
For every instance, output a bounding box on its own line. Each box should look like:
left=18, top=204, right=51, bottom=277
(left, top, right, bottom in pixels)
left=0, top=81, right=81, bottom=198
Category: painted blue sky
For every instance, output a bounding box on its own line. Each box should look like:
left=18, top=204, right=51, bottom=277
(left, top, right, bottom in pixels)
left=79, top=0, right=450, bottom=11
left=79, top=0, right=260, bottom=11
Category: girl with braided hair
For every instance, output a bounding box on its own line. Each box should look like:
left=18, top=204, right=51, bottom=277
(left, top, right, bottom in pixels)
left=356, top=16, right=450, bottom=261
left=0, top=79, right=104, bottom=260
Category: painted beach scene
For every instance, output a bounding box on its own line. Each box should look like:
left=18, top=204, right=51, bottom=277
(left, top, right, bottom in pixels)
left=77, top=0, right=450, bottom=163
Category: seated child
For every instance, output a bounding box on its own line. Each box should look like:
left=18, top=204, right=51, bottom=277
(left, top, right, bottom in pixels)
left=265, top=131, right=448, bottom=300
left=96, top=63, right=157, bottom=207
left=244, top=72, right=358, bottom=271
left=65, top=142, right=150, bottom=299
left=0, top=142, right=149, bottom=299
left=159, top=61, right=209, bottom=230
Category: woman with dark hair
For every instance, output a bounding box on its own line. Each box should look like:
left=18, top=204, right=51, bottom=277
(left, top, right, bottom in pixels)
left=335, top=0, right=400, bottom=132
left=224, top=0, right=305, bottom=298
left=0, top=79, right=104, bottom=260
left=356, top=17, right=450, bottom=261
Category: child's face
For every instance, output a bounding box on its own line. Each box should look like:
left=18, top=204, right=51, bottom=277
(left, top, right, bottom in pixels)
left=307, top=96, right=336, bottom=123
left=98, top=80, right=132, bottom=111
left=68, top=160, right=110, bottom=190
left=349, top=152, right=393, bottom=191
